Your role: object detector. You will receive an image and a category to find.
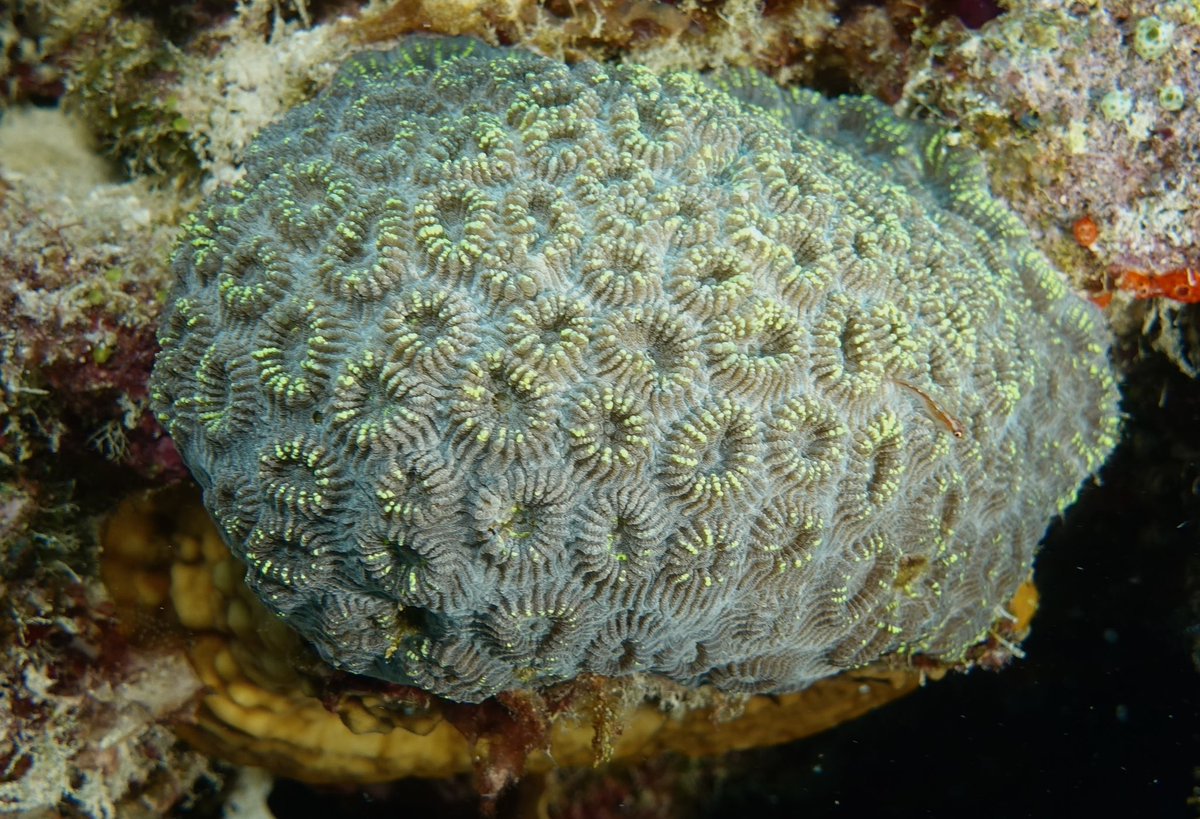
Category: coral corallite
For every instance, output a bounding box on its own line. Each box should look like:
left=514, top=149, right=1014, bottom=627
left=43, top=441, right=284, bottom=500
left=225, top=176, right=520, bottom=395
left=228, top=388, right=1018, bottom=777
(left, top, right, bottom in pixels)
left=150, top=36, right=1121, bottom=703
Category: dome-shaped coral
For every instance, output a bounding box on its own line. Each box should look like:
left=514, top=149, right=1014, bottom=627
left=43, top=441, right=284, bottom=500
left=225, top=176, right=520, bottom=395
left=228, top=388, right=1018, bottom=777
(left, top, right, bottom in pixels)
left=151, top=35, right=1120, bottom=703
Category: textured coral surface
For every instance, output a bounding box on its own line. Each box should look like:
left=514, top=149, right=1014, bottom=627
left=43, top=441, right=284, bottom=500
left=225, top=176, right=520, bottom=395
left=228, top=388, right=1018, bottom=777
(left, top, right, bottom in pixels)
left=151, top=36, right=1120, bottom=702
left=100, top=486, right=931, bottom=786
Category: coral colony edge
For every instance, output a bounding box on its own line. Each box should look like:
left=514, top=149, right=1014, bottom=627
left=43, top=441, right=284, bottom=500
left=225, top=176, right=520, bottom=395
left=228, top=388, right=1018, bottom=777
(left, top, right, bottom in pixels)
left=149, top=35, right=1120, bottom=704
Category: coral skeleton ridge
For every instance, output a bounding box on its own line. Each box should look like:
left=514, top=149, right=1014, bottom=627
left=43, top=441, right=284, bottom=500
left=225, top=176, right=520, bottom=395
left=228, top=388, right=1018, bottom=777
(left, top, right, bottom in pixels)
left=151, top=35, right=1120, bottom=703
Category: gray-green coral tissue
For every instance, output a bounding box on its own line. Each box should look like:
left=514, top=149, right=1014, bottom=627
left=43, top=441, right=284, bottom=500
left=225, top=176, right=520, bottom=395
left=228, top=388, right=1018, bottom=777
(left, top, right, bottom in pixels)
left=151, top=36, right=1121, bottom=703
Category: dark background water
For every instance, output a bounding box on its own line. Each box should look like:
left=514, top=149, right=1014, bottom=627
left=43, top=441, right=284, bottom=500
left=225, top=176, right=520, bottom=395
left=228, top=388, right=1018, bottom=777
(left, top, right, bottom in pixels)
left=702, top=351, right=1200, bottom=816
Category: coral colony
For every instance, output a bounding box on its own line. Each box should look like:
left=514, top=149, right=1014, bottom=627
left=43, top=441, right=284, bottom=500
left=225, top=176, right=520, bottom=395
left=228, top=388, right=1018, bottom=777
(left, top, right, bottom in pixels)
left=151, top=36, right=1119, bottom=703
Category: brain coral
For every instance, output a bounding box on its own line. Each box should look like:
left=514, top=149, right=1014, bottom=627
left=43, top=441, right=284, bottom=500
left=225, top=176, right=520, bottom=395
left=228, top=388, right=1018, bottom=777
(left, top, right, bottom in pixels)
left=151, top=35, right=1121, bottom=703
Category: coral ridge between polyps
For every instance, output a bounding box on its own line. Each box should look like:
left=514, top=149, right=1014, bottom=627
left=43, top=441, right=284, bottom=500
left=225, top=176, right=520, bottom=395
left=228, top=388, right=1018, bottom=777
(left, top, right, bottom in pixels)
left=151, top=35, right=1120, bottom=703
